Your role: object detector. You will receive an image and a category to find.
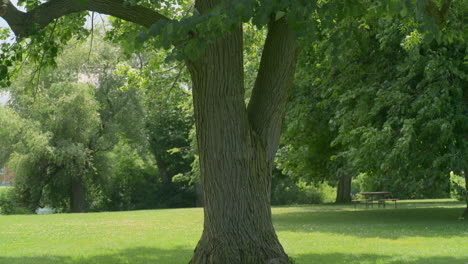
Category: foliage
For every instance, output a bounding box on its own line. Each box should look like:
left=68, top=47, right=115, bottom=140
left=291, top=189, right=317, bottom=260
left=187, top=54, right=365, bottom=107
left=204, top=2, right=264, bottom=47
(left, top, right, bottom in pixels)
left=92, top=142, right=196, bottom=211
left=6, top=82, right=100, bottom=211
left=450, top=171, right=466, bottom=202
left=1, top=31, right=155, bottom=211
left=0, top=106, right=31, bottom=165
left=0, top=187, right=15, bottom=214
left=280, top=0, right=467, bottom=199
left=277, top=80, right=340, bottom=184
left=1, top=27, right=203, bottom=212
left=0, top=187, right=31, bottom=215
left=271, top=169, right=336, bottom=205
left=108, top=30, right=196, bottom=187
left=92, top=142, right=158, bottom=211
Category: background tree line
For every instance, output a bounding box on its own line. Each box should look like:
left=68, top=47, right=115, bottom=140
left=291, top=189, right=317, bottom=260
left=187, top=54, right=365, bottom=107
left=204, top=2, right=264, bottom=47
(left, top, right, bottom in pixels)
left=1, top=0, right=466, bottom=215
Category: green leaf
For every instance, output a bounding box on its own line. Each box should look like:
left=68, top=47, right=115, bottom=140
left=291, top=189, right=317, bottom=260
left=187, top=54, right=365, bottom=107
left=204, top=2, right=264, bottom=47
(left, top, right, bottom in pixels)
left=275, top=11, right=286, bottom=21
left=167, top=148, right=182, bottom=154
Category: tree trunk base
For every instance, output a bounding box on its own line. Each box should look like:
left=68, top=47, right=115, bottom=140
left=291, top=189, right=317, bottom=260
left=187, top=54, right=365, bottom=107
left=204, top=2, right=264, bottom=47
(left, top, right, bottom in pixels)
left=189, top=240, right=291, bottom=264
left=335, top=173, right=352, bottom=204
left=462, top=207, right=468, bottom=219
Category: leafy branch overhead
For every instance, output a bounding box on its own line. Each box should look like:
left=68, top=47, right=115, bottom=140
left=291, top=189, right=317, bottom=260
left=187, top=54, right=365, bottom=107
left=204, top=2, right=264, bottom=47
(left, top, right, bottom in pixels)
left=1, top=0, right=169, bottom=37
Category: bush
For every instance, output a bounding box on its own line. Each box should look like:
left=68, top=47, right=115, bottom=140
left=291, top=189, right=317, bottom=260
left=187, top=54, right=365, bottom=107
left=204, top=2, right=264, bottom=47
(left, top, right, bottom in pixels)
left=0, top=188, right=15, bottom=214
left=271, top=170, right=335, bottom=205
left=0, top=188, right=32, bottom=215
left=450, top=171, right=466, bottom=202
left=90, top=145, right=197, bottom=211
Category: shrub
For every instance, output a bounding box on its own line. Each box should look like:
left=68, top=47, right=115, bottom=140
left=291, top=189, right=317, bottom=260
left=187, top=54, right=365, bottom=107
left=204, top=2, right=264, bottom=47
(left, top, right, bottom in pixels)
left=0, top=188, right=32, bottom=215
left=0, top=188, right=15, bottom=214
left=450, top=171, right=466, bottom=202
left=271, top=170, right=335, bottom=205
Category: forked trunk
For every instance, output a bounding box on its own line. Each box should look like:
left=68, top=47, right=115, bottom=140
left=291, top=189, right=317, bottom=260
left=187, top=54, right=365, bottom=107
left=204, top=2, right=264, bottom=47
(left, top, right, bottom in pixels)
left=70, top=175, right=86, bottom=213
left=336, top=173, right=352, bottom=203
left=187, top=1, right=298, bottom=262
left=187, top=29, right=289, bottom=264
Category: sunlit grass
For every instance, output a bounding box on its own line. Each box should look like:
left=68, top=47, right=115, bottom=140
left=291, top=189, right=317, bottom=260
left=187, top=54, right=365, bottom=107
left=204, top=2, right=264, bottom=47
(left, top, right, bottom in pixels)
left=0, top=187, right=12, bottom=195
left=0, top=199, right=466, bottom=264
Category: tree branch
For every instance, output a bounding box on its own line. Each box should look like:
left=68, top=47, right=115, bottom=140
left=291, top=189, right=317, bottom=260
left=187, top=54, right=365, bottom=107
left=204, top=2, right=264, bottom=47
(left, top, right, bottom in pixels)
left=1, top=0, right=171, bottom=37
left=426, top=0, right=452, bottom=28
left=247, top=18, right=299, bottom=166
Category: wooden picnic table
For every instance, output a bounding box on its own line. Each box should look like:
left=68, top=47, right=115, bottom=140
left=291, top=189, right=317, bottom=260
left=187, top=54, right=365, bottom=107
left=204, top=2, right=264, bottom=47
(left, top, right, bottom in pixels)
left=353, top=192, right=398, bottom=208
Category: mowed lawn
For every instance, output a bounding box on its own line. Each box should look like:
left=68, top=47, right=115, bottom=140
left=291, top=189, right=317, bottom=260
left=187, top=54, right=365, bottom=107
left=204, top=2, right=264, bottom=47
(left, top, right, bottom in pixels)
left=0, top=187, right=11, bottom=195
left=0, top=199, right=466, bottom=264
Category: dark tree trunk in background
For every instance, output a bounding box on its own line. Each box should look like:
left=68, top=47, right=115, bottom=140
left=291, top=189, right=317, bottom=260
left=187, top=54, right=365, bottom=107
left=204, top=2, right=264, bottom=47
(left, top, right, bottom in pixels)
left=336, top=173, right=352, bottom=203
left=70, top=175, right=86, bottom=213
left=187, top=1, right=298, bottom=260
left=156, top=158, right=172, bottom=185
left=463, top=174, right=468, bottom=218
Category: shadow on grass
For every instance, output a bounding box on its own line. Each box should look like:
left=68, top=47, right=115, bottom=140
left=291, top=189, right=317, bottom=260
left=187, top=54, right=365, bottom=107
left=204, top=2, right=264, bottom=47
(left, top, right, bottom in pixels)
left=273, top=207, right=468, bottom=239
left=1, top=249, right=464, bottom=264
left=0, top=247, right=193, bottom=264
left=294, top=252, right=467, bottom=264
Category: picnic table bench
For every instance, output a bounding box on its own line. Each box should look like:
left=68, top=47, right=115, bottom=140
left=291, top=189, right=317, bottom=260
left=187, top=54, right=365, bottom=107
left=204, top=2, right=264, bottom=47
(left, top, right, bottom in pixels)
left=352, top=192, right=398, bottom=208
left=377, top=198, right=398, bottom=208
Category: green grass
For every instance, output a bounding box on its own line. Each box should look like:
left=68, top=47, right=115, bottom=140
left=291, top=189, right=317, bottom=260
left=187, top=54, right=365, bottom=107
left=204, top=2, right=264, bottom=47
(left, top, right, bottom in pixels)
left=0, top=186, right=12, bottom=195
left=0, top=199, right=466, bottom=264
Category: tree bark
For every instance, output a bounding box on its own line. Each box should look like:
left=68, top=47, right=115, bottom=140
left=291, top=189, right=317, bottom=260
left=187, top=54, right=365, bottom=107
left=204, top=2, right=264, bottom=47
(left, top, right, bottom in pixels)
left=186, top=2, right=298, bottom=261
left=335, top=173, right=352, bottom=203
left=70, top=175, right=86, bottom=213
left=187, top=29, right=289, bottom=262
left=1, top=0, right=169, bottom=37
left=155, top=157, right=172, bottom=185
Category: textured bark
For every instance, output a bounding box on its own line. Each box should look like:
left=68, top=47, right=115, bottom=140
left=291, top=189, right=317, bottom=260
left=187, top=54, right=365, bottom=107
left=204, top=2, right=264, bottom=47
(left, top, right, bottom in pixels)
left=335, top=173, right=352, bottom=203
left=70, top=175, right=86, bottom=213
left=187, top=29, right=289, bottom=263
left=247, top=20, right=299, bottom=167
left=0, top=0, right=6, bottom=16
left=186, top=1, right=298, bottom=262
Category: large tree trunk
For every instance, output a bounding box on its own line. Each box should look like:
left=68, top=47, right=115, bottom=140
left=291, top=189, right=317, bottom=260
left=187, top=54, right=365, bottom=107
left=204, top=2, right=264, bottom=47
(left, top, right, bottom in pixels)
left=187, top=1, right=298, bottom=261
left=70, top=175, right=86, bottom=213
left=335, top=173, right=352, bottom=203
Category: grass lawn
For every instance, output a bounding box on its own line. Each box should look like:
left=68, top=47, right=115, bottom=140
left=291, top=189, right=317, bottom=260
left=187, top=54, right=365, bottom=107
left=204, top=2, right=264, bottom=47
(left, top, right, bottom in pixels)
left=0, top=199, right=466, bottom=264
left=0, top=187, right=12, bottom=195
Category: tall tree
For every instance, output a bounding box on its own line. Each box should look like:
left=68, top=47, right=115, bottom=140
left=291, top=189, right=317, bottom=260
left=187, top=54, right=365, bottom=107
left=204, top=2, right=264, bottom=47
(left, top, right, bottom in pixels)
left=2, top=1, right=298, bottom=261
left=289, top=0, right=466, bottom=203
left=111, top=48, right=195, bottom=186
left=0, top=0, right=445, bottom=261
left=2, top=32, right=148, bottom=212
left=3, top=82, right=100, bottom=212
left=280, top=0, right=466, bottom=206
